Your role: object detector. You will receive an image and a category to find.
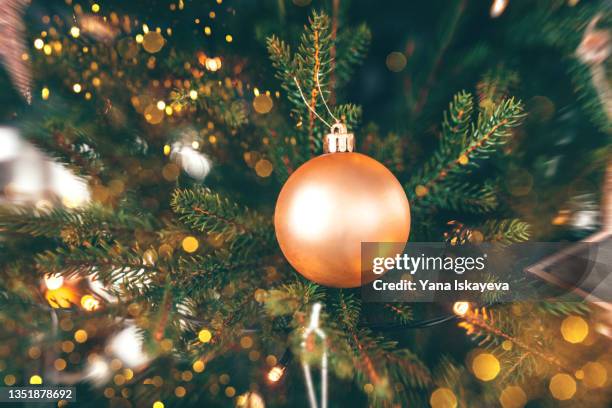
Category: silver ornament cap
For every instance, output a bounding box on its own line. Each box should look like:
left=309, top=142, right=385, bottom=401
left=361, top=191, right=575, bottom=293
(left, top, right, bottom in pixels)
left=324, top=123, right=354, bottom=153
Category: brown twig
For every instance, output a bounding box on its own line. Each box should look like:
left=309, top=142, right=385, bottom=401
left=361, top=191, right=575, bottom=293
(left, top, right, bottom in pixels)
left=309, top=28, right=321, bottom=154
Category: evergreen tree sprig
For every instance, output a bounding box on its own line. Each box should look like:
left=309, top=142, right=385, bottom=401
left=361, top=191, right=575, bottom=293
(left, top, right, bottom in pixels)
left=407, top=91, right=525, bottom=213
left=171, top=187, right=271, bottom=242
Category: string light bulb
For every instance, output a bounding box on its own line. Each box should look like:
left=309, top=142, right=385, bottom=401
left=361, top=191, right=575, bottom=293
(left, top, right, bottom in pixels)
left=44, top=274, right=64, bottom=290
left=490, top=0, right=509, bottom=18
left=205, top=57, right=221, bottom=72
left=80, top=294, right=100, bottom=311
left=267, top=365, right=285, bottom=383
left=453, top=301, right=470, bottom=316
left=29, top=375, right=43, bottom=385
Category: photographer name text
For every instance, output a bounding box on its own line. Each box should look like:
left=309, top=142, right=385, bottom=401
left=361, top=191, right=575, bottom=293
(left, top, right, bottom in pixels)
left=371, top=279, right=509, bottom=292
left=370, top=254, right=509, bottom=293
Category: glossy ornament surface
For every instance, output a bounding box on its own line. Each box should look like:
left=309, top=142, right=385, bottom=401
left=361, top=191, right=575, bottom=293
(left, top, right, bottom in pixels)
left=274, top=152, right=410, bottom=287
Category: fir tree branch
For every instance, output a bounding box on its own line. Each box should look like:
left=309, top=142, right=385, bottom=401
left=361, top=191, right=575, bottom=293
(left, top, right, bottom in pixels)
left=536, top=298, right=590, bottom=317
left=431, top=99, right=524, bottom=187
left=413, top=181, right=498, bottom=213
left=263, top=282, right=324, bottom=317
left=176, top=79, right=249, bottom=128
left=0, top=204, right=154, bottom=243
left=35, top=245, right=157, bottom=282
left=444, top=219, right=531, bottom=245
left=482, top=219, right=531, bottom=243
left=266, top=10, right=366, bottom=173
left=384, top=303, right=413, bottom=324
left=458, top=306, right=564, bottom=369
left=407, top=92, right=525, bottom=212
left=334, top=23, right=371, bottom=89
left=171, top=187, right=271, bottom=241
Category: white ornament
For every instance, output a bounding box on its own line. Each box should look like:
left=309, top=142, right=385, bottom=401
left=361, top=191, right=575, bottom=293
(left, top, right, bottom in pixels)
left=49, top=162, right=90, bottom=208
left=84, top=354, right=112, bottom=386
left=4, top=138, right=47, bottom=201
left=107, top=323, right=151, bottom=369
left=0, top=126, right=22, bottom=161
left=0, top=127, right=90, bottom=207
left=170, top=142, right=212, bottom=181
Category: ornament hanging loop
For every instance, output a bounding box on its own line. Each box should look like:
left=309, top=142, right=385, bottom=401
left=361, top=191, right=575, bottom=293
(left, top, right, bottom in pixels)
left=292, top=72, right=354, bottom=154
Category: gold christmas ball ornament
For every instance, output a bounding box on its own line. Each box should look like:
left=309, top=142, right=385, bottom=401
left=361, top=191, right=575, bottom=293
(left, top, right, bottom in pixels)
left=274, top=123, right=410, bottom=288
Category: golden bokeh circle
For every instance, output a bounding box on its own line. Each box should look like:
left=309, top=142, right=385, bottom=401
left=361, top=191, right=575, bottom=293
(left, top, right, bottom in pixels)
left=182, top=236, right=199, bottom=253
left=499, top=385, right=527, bottom=408
left=144, top=104, right=164, bottom=125
left=472, top=353, right=500, bottom=381
left=582, top=362, right=607, bottom=389
left=117, top=37, right=138, bottom=59
left=142, top=32, right=165, bottom=53
left=561, top=316, right=589, bottom=344
left=549, top=373, right=576, bottom=400
left=253, top=94, right=273, bottom=114
left=255, top=159, right=273, bottom=177
left=430, top=387, right=457, bottom=408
